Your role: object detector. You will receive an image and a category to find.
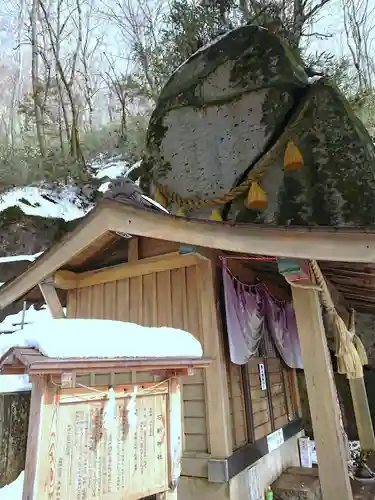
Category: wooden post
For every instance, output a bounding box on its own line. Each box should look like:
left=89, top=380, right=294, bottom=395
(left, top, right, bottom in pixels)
left=39, top=283, right=65, bottom=319
left=292, top=286, right=353, bottom=500
left=349, top=377, right=375, bottom=451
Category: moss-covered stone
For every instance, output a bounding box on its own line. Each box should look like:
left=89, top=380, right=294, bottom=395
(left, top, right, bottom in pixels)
left=145, top=24, right=375, bottom=228
left=144, top=25, right=308, bottom=205
left=0, top=208, right=80, bottom=257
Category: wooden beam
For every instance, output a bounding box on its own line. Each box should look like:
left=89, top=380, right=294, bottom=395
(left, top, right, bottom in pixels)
left=128, top=237, right=139, bottom=262
left=106, top=201, right=375, bottom=263
left=349, top=378, right=375, bottom=451
left=0, top=208, right=110, bottom=310
left=54, top=253, right=205, bottom=289
left=292, top=285, right=353, bottom=500
left=38, top=283, right=65, bottom=319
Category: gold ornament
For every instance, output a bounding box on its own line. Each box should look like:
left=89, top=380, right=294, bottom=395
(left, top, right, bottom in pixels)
left=284, top=140, right=304, bottom=171
left=245, top=181, right=268, bottom=209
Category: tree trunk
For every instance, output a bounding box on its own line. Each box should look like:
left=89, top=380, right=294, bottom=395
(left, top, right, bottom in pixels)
left=31, top=0, right=46, bottom=158
left=0, top=391, right=30, bottom=486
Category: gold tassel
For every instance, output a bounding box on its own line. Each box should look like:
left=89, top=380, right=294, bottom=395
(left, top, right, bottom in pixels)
left=177, top=207, right=185, bottom=217
left=245, top=181, right=268, bottom=209
left=154, top=187, right=167, bottom=208
left=284, top=140, right=304, bottom=171
left=210, top=209, right=223, bottom=221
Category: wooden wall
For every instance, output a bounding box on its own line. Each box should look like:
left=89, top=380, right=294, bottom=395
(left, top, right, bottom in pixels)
left=67, top=265, right=209, bottom=456
left=226, top=355, right=298, bottom=449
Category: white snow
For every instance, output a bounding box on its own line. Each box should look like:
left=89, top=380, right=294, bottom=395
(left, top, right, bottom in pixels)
left=0, top=471, right=24, bottom=499
left=0, top=375, right=31, bottom=393
left=98, top=181, right=111, bottom=193
left=0, top=304, right=53, bottom=334
left=0, top=304, right=57, bottom=393
left=2, top=319, right=203, bottom=359
left=0, top=252, right=43, bottom=263
left=141, top=194, right=169, bottom=213
left=91, top=155, right=129, bottom=180
left=0, top=185, right=89, bottom=222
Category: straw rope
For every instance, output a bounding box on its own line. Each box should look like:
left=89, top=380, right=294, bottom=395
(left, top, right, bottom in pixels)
left=154, top=96, right=312, bottom=209
left=309, top=260, right=367, bottom=379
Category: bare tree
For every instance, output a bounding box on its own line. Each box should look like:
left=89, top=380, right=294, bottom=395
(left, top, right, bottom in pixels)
left=38, top=0, right=85, bottom=164
left=31, top=0, right=46, bottom=158
left=103, top=0, right=166, bottom=101
left=342, top=0, right=375, bottom=90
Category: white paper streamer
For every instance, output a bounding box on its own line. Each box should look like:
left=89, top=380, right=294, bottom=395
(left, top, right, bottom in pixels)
left=103, top=387, right=117, bottom=432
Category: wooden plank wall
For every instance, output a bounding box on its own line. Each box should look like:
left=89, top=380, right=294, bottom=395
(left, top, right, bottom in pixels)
left=226, top=363, right=248, bottom=449
left=227, top=356, right=297, bottom=449
left=249, top=357, right=291, bottom=440
left=66, top=265, right=208, bottom=455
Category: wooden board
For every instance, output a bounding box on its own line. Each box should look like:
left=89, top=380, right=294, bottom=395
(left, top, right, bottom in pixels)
left=33, top=387, right=171, bottom=500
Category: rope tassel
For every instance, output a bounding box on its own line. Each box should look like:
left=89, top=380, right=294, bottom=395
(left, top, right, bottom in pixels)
left=310, top=260, right=366, bottom=379
left=349, top=308, right=368, bottom=366
left=245, top=181, right=268, bottom=209
left=284, top=140, right=304, bottom=171
left=210, top=209, right=223, bottom=221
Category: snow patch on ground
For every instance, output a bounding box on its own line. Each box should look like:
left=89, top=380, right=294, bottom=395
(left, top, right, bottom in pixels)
left=0, top=156, right=149, bottom=222
left=0, top=304, right=53, bottom=334
left=0, top=471, right=24, bottom=499
left=0, top=185, right=89, bottom=221
left=2, top=318, right=203, bottom=359
left=91, top=155, right=130, bottom=181
left=0, top=252, right=43, bottom=263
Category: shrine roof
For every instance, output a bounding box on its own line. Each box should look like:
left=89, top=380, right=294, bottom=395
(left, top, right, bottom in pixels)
left=0, top=346, right=211, bottom=376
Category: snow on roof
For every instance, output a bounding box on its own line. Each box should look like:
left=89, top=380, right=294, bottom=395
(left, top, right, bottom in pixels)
left=0, top=185, right=89, bottom=221
left=0, top=252, right=43, bottom=263
left=2, top=319, right=203, bottom=359
left=141, top=194, right=169, bottom=214
left=0, top=305, right=56, bottom=393
left=0, top=471, right=24, bottom=500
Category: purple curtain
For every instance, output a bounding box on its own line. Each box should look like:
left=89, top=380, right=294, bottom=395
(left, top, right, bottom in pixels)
left=222, top=260, right=265, bottom=365
left=222, top=259, right=303, bottom=369
left=263, top=293, right=303, bottom=369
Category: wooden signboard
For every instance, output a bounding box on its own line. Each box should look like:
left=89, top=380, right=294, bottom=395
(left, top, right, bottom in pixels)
left=24, top=380, right=181, bottom=500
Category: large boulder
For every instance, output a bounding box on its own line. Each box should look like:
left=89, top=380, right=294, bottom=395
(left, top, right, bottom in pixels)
left=144, top=25, right=375, bottom=226
left=144, top=25, right=308, bottom=216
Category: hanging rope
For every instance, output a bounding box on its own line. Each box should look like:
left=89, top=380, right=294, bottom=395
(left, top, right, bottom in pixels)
left=154, top=95, right=312, bottom=210
left=309, top=260, right=367, bottom=379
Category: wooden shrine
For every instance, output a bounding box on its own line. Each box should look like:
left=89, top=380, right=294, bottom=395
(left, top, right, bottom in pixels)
left=0, top=346, right=210, bottom=500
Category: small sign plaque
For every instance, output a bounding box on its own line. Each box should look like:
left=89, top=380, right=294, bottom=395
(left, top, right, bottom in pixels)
left=258, top=363, right=267, bottom=391
left=267, top=428, right=284, bottom=453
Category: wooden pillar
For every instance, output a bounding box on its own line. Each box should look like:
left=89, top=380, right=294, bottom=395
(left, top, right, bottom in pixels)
left=349, top=377, right=375, bottom=451
left=292, top=286, right=353, bottom=500
left=39, top=283, right=65, bottom=319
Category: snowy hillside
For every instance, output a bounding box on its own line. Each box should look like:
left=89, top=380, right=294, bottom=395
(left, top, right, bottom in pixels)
left=0, top=156, right=142, bottom=223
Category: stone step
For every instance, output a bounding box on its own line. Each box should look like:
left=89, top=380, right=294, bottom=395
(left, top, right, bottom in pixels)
left=272, top=467, right=322, bottom=500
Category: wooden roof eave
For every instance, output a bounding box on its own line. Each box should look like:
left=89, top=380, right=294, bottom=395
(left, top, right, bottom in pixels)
left=2, top=198, right=375, bottom=311
left=0, top=347, right=212, bottom=376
